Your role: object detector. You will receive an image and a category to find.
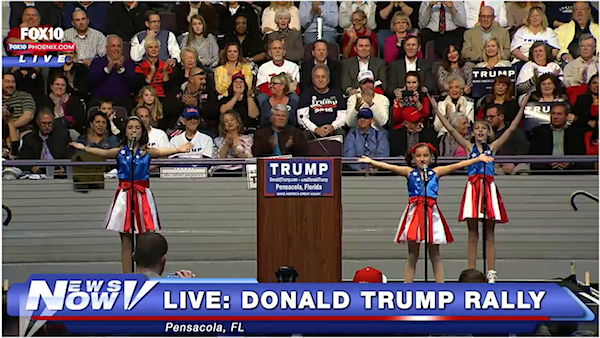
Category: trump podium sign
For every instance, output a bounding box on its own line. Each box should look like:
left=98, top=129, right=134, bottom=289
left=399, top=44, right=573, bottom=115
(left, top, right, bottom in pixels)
left=263, top=158, right=334, bottom=197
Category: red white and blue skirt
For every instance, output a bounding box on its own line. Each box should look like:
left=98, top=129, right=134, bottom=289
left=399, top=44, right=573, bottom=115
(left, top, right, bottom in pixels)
left=105, top=180, right=162, bottom=233
left=395, top=196, right=454, bottom=244
left=459, top=174, right=508, bottom=223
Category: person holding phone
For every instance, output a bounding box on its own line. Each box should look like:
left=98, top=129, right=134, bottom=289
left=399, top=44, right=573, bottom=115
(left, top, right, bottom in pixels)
left=391, top=71, right=430, bottom=129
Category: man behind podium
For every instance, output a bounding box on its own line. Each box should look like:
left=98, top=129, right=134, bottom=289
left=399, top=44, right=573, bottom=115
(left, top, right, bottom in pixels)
left=252, top=104, right=308, bottom=157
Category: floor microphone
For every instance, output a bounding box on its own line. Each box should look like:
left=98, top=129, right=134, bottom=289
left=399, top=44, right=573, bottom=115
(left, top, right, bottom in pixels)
left=299, top=114, right=331, bottom=157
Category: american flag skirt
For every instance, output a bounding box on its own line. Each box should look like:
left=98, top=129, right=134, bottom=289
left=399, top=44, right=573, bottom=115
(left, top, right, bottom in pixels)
left=395, top=196, right=454, bottom=245
left=105, top=180, right=162, bottom=234
left=459, top=174, right=509, bottom=223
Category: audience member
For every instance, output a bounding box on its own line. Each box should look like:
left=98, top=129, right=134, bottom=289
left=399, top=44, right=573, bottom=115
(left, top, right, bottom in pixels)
left=134, top=232, right=195, bottom=278
left=564, top=34, right=598, bottom=88
left=212, top=110, right=253, bottom=175
left=41, top=75, right=86, bottom=136
left=3, top=105, right=20, bottom=161
left=434, top=75, right=475, bottom=137
left=476, top=75, right=519, bottom=123
left=384, top=13, right=421, bottom=64
left=458, top=269, right=487, bottom=282
left=106, top=1, right=148, bottom=42
left=342, top=10, right=378, bottom=59
left=169, top=106, right=214, bottom=159
left=215, top=43, right=254, bottom=97
left=339, top=1, right=377, bottom=31
left=388, top=35, right=436, bottom=96
left=391, top=71, right=431, bottom=129
left=2, top=73, right=35, bottom=133
left=217, top=2, right=260, bottom=39
left=261, top=2, right=300, bottom=34
left=554, top=1, right=599, bottom=63
left=48, top=49, right=90, bottom=100
left=301, top=40, right=342, bottom=92
left=10, top=2, right=63, bottom=28
left=97, top=99, right=122, bottom=136
left=516, top=42, right=563, bottom=96
left=220, top=14, right=266, bottom=63
left=546, top=2, right=597, bottom=28
left=418, top=1, right=467, bottom=59
left=532, top=74, right=568, bottom=103
left=176, top=68, right=220, bottom=135
left=486, top=104, right=529, bottom=175
left=573, top=75, right=599, bottom=129
left=135, top=106, right=170, bottom=149
left=169, top=47, right=200, bottom=95
left=377, top=2, right=420, bottom=57
left=135, top=38, right=174, bottom=97
left=438, top=111, right=469, bottom=157
left=219, top=73, right=260, bottom=133
left=62, top=8, right=106, bottom=67
left=9, top=67, right=44, bottom=107
left=464, top=1, right=508, bottom=28
left=506, top=2, right=546, bottom=31
left=252, top=104, right=308, bottom=157
left=135, top=86, right=165, bottom=128
left=297, top=65, right=347, bottom=138
left=341, top=36, right=387, bottom=96
left=475, top=37, right=512, bottom=69
left=344, top=108, right=390, bottom=172
left=259, top=73, right=299, bottom=127
left=510, top=7, right=560, bottom=63
left=462, top=6, right=511, bottom=64
left=179, top=14, right=220, bottom=69
left=436, top=43, right=473, bottom=95
left=346, top=70, right=390, bottom=131
left=352, top=266, right=388, bottom=283
left=266, top=8, right=303, bottom=63
left=584, top=126, right=598, bottom=172
left=529, top=103, right=587, bottom=171
left=76, top=112, right=119, bottom=149
left=62, top=2, right=108, bottom=34
left=389, top=113, right=438, bottom=157
left=174, top=1, right=219, bottom=36
left=300, top=1, right=339, bottom=44
left=256, top=40, right=300, bottom=96
left=130, top=10, right=181, bottom=65
left=5, top=7, right=52, bottom=56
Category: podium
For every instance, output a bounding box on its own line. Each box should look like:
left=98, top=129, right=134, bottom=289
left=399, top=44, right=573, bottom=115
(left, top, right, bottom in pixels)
left=257, top=158, right=342, bottom=282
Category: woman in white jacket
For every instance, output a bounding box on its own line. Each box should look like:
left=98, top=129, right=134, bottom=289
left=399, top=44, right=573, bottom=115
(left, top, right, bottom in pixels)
left=434, top=75, right=474, bottom=138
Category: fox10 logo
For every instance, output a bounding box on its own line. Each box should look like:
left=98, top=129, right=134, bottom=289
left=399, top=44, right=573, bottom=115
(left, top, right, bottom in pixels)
left=20, top=27, right=64, bottom=40
left=7, top=27, right=75, bottom=54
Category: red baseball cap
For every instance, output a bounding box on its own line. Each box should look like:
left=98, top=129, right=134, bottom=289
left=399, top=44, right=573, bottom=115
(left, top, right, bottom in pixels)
left=353, top=267, right=388, bottom=283
left=231, top=72, right=245, bottom=81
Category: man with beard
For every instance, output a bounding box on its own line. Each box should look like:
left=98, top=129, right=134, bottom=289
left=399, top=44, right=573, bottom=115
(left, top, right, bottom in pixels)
left=345, top=70, right=390, bottom=131
left=2, top=73, right=36, bottom=133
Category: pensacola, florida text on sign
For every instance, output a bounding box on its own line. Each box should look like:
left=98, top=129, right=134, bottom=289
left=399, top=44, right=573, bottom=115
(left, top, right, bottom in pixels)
left=264, top=158, right=333, bottom=197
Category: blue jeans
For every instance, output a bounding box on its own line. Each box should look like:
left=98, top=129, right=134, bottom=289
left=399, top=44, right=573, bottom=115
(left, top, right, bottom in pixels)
left=304, top=31, right=338, bottom=44
left=376, top=30, right=394, bottom=58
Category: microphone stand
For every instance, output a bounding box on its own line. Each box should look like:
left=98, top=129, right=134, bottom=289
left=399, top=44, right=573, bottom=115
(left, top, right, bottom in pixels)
left=129, top=136, right=136, bottom=273
left=481, top=145, right=488, bottom=275
left=423, top=166, right=429, bottom=283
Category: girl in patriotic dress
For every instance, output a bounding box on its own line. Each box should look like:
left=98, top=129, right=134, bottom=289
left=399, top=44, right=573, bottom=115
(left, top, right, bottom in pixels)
left=429, top=93, right=530, bottom=283
left=70, top=116, right=192, bottom=273
left=359, top=145, right=493, bottom=283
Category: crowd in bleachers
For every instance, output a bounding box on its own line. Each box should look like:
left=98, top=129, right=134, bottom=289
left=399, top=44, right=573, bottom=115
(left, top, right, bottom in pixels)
left=2, top=1, right=599, bottom=177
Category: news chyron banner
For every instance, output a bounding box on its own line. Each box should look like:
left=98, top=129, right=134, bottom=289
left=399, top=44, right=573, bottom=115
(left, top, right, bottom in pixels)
left=7, top=274, right=594, bottom=336
left=4, top=27, right=74, bottom=67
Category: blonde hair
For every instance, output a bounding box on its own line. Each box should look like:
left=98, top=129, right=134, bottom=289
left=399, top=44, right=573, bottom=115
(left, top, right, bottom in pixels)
left=525, top=7, right=549, bottom=30
left=180, top=47, right=199, bottom=64
left=390, top=12, right=412, bottom=31
left=274, top=8, right=291, bottom=24
left=270, top=1, right=292, bottom=9
left=271, top=72, right=295, bottom=94
left=471, top=119, right=496, bottom=143
left=135, top=86, right=164, bottom=124
left=219, top=110, right=244, bottom=137
left=482, top=37, right=505, bottom=63
left=144, top=37, right=161, bottom=51
left=187, top=14, right=208, bottom=47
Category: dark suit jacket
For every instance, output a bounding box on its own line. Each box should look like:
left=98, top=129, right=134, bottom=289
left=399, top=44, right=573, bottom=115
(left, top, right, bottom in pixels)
left=300, top=60, right=341, bottom=92
left=19, top=124, right=72, bottom=171
left=252, top=125, right=308, bottom=157
left=389, top=126, right=439, bottom=157
left=340, top=57, right=387, bottom=93
left=529, top=125, right=588, bottom=170
left=387, top=58, right=438, bottom=96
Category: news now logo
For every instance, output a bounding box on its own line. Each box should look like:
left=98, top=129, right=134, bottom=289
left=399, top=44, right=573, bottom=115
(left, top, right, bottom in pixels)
left=20, top=27, right=64, bottom=40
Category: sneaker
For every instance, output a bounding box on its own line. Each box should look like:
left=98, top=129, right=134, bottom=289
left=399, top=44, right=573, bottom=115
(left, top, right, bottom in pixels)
left=487, top=270, right=497, bottom=283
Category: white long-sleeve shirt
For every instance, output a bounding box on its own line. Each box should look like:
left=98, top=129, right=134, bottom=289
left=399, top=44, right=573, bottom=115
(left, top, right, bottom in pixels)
left=419, top=1, right=467, bottom=32
left=346, top=93, right=390, bottom=131
left=261, top=6, right=301, bottom=33
left=433, top=96, right=475, bottom=137
left=464, top=1, right=508, bottom=28
left=339, top=1, right=377, bottom=31
left=130, top=30, right=181, bottom=63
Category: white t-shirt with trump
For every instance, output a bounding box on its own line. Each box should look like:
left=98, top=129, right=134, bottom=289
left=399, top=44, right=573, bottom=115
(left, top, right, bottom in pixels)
left=169, top=131, right=214, bottom=158
left=147, top=127, right=170, bottom=149
left=256, top=60, right=300, bottom=87
left=510, top=27, right=559, bottom=61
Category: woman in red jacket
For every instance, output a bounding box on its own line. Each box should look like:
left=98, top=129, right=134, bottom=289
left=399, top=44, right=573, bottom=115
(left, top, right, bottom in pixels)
left=392, top=71, right=430, bottom=129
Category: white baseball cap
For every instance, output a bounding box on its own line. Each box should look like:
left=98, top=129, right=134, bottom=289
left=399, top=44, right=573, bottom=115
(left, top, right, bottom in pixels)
left=357, top=70, right=374, bottom=83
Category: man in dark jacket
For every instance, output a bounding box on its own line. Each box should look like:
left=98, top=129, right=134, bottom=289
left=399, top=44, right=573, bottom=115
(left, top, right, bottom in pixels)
left=300, top=40, right=341, bottom=92
left=252, top=104, right=308, bottom=157
left=106, top=2, right=148, bottom=42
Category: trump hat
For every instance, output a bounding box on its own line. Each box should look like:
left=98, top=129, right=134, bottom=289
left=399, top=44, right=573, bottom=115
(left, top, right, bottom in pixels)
left=357, top=70, right=375, bottom=83
left=353, top=267, right=388, bottom=283
left=182, top=106, right=200, bottom=119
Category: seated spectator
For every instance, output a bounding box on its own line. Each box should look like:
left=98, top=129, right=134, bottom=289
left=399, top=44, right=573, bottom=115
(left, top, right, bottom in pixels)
left=169, top=47, right=200, bottom=95
left=5, top=7, right=51, bottom=56
left=418, top=1, right=467, bottom=59
left=300, top=40, right=342, bottom=92
left=89, top=35, right=137, bottom=111
left=97, top=99, right=122, bottom=136
left=252, top=104, right=308, bottom=157
left=463, top=6, right=511, bottom=64
left=564, top=34, right=598, bottom=88
left=344, top=108, right=390, bottom=172
left=19, top=108, right=72, bottom=173
left=2, top=72, right=36, bottom=133
left=256, top=40, right=300, bottom=96
left=529, top=103, right=587, bottom=171
left=384, top=12, right=420, bottom=63
left=339, top=1, right=377, bottom=31
left=297, top=65, right=347, bottom=139
left=62, top=8, right=107, bottom=67
left=3, top=106, right=19, bottom=162
left=436, top=43, right=473, bottom=96
left=554, top=2, right=599, bottom=63
left=377, top=2, right=419, bottom=58
left=220, top=14, right=266, bottom=64
left=391, top=71, right=430, bottom=129
left=486, top=104, right=529, bottom=175
left=434, top=75, right=475, bottom=137
left=219, top=73, right=260, bottom=133
left=41, top=75, right=86, bottom=137
left=76, top=112, right=119, bottom=149
left=259, top=73, right=299, bottom=127
left=477, top=75, right=520, bottom=123
left=215, top=43, right=253, bottom=97
left=169, top=107, right=214, bottom=159
left=346, top=70, right=390, bottom=131
left=212, top=110, right=253, bottom=175
left=387, top=35, right=436, bottom=96
left=510, top=7, right=560, bottom=63
left=135, top=38, right=174, bottom=98
left=134, top=232, right=195, bottom=278
left=389, top=115, right=438, bottom=157
left=135, top=106, right=170, bottom=149
left=218, top=2, right=260, bottom=39
left=174, top=67, right=220, bottom=135
left=11, top=67, right=45, bottom=107
left=130, top=10, right=181, bottom=66
left=584, top=126, right=598, bottom=172
left=546, top=2, right=599, bottom=28
left=342, top=10, right=378, bottom=59
left=506, top=2, right=546, bottom=31
left=106, top=2, right=148, bottom=42
left=438, top=111, right=469, bottom=157
left=341, top=36, right=387, bottom=96
left=262, top=2, right=300, bottom=34
left=458, top=269, right=487, bottom=282
left=9, top=2, right=63, bottom=28
left=532, top=74, right=568, bottom=103
left=174, top=1, right=219, bottom=36
left=300, top=1, right=339, bottom=44
left=179, top=14, right=220, bottom=69
left=62, top=2, right=108, bottom=34
left=266, top=8, right=303, bottom=63
left=516, top=42, right=563, bottom=96
left=476, top=37, right=512, bottom=69
left=48, top=49, right=90, bottom=100
left=464, top=1, right=508, bottom=28
left=573, top=75, right=599, bottom=129
left=134, top=86, right=164, bottom=129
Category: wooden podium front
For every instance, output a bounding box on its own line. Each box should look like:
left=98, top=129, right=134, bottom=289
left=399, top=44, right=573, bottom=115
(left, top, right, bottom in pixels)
left=257, top=158, right=342, bottom=282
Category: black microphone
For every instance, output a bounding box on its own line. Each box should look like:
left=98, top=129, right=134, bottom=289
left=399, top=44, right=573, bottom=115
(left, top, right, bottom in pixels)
left=299, top=113, right=331, bottom=156
left=422, top=164, right=429, bottom=182
left=129, top=135, right=137, bottom=152
left=481, top=142, right=488, bottom=155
